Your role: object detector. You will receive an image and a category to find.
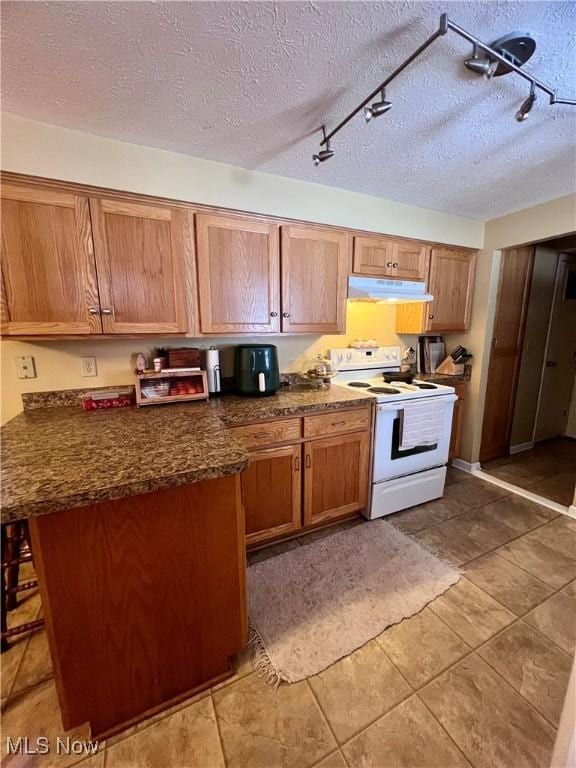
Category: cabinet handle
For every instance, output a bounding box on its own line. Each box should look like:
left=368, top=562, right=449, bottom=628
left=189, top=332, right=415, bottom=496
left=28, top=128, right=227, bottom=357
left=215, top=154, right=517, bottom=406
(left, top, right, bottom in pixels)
left=270, top=311, right=278, bottom=317
left=282, top=312, right=290, bottom=318
left=428, top=314, right=434, bottom=320
left=254, top=432, right=269, bottom=439
left=101, top=308, right=114, bottom=315
left=88, top=307, right=100, bottom=315
left=332, top=420, right=346, bottom=428
left=386, top=262, right=393, bottom=267
left=305, top=454, right=311, bottom=469
left=294, top=456, right=300, bottom=471
left=392, top=262, right=399, bottom=268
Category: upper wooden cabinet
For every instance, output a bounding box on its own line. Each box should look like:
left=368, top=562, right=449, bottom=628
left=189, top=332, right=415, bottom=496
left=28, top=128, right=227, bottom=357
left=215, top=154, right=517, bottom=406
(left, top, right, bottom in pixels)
left=353, top=235, right=430, bottom=281
left=396, top=247, right=476, bottom=333
left=281, top=226, right=350, bottom=333
left=1, top=183, right=101, bottom=335
left=90, top=198, right=193, bottom=334
left=196, top=214, right=280, bottom=334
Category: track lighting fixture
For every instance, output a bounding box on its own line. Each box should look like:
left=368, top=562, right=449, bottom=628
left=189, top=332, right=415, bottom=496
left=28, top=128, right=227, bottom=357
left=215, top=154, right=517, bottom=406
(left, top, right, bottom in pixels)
left=312, top=126, right=334, bottom=166
left=464, top=46, right=498, bottom=78
left=516, top=83, right=537, bottom=121
left=364, top=89, right=392, bottom=122
left=312, top=13, right=575, bottom=164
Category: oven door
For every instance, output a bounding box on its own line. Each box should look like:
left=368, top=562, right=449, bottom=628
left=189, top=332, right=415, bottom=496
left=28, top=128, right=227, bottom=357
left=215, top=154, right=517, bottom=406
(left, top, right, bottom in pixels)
left=373, top=395, right=457, bottom=482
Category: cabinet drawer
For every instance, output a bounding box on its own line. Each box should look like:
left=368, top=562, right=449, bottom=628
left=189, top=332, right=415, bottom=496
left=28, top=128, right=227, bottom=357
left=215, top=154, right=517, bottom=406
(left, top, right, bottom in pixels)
left=231, top=418, right=301, bottom=448
left=303, top=407, right=371, bottom=438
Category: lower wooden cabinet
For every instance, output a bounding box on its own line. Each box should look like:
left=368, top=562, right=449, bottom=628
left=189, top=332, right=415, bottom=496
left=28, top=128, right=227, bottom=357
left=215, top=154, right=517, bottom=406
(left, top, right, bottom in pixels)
left=240, top=444, right=301, bottom=546
left=303, top=431, right=370, bottom=526
left=236, top=407, right=373, bottom=546
left=449, top=383, right=467, bottom=460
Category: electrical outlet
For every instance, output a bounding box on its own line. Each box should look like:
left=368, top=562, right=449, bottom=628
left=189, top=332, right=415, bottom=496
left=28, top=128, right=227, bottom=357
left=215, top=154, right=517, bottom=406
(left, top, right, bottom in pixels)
left=15, top=356, right=37, bottom=379
left=81, top=356, right=97, bottom=377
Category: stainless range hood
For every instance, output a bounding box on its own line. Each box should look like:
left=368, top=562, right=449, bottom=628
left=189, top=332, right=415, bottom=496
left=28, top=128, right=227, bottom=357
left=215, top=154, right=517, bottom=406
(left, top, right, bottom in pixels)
left=348, top=276, right=433, bottom=303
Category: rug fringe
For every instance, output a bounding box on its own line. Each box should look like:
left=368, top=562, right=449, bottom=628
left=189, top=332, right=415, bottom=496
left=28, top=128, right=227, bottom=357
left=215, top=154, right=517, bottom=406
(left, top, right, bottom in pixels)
left=248, top=622, right=285, bottom=689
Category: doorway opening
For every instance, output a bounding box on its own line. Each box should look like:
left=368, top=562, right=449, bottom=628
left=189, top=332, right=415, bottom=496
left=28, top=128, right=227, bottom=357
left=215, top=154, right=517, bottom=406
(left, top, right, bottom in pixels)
left=479, top=236, right=576, bottom=509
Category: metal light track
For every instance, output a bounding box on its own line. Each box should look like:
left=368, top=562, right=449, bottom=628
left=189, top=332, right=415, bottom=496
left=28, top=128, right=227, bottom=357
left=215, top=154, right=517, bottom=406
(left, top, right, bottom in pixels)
left=320, top=12, right=576, bottom=147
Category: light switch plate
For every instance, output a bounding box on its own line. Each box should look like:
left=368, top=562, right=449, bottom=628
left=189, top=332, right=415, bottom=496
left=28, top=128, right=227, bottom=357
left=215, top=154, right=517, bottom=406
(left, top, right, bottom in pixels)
left=15, top=355, right=36, bottom=379
left=81, top=356, right=98, bottom=377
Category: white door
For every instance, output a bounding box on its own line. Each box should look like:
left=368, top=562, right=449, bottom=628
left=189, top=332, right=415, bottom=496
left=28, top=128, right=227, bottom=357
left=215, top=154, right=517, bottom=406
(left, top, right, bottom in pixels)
left=534, top=254, right=576, bottom=441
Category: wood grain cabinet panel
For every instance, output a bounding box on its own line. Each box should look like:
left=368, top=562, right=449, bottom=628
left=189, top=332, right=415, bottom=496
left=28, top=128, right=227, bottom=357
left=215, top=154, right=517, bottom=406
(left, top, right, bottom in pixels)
left=353, top=235, right=429, bottom=280
left=241, top=444, right=302, bottom=545
left=230, top=418, right=301, bottom=449
left=1, top=184, right=101, bottom=335
left=196, top=214, right=280, bottom=334
left=281, top=226, right=350, bottom=333
left=90, top=198, right=193, bottom=334
left=426, top=248, right=476, bottom=332
left=303, top=407, right=371, bottom=438
left=303, top=431, right=370, bottom=526
left=396, top=248, right=476, bottom=333
left=449, top=383, right=466, bottom=460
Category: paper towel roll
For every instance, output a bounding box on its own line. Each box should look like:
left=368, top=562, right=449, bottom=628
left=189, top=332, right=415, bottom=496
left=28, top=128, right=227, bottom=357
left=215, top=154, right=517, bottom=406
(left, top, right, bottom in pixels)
left=206, top=347, right=221, bottom=393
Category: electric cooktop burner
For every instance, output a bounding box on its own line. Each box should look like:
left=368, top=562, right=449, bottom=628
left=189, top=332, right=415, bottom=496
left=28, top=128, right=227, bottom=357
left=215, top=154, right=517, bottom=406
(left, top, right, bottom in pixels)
left=368, top=386, right=401, bottom=394
left=348, top=382, right=371, bottom=388
left=414, top=382, right=437, bottom=390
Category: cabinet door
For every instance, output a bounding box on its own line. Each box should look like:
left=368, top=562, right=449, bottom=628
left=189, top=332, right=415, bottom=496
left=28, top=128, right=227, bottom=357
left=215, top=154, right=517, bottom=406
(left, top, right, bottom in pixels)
left=281, top=226, right=350, bottom=333
left=353, top=235, right=395, bottom=277
left=426, top=249, right=476, bottom=332
left=392, top=241, right=430, bottom=281
left=303, top=431, right=370, bottom=526
left=449, top=384, right=466, bottom=460
left=1, top=183, right=101, bottom=335
left=90, top=198, right=192, bottom=334
left=196, top=214, right=280, bottom=334
left=241, top=445, right=301, bottom=546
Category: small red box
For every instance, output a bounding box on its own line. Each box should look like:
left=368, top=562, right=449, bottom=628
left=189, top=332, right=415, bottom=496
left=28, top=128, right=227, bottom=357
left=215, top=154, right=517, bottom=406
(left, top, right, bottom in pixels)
left=81, top=389, right=134, bottom=411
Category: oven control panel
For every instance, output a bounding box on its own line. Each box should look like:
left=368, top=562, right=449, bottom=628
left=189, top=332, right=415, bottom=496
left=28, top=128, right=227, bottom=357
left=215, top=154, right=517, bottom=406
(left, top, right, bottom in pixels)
left=328, top=346, right=401, bottom=370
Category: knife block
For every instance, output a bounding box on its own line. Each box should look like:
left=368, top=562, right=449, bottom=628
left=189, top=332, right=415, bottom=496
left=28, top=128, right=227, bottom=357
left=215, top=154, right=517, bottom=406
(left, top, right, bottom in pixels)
left=435, top=357, right=465, bottom=376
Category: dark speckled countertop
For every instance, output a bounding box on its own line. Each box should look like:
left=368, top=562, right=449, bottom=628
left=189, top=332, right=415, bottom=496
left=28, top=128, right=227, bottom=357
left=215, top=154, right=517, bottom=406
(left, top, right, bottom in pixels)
left=1, top=386, right=372, bottom=522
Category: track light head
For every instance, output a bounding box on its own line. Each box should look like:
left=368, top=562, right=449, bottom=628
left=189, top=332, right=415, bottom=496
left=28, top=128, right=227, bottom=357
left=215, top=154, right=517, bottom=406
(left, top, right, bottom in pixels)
left=464, top=55, right=498, bottom=78
left=516, top=85, right=537, bottom=121
left=312, top=146, right=334, bottom=166
left=364, top=90, right=392, bottom=122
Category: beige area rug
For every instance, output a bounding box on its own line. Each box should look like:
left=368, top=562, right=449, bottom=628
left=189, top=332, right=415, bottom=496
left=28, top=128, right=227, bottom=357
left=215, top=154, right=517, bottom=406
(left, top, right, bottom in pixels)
left=247, top=520, right=461, bottom=685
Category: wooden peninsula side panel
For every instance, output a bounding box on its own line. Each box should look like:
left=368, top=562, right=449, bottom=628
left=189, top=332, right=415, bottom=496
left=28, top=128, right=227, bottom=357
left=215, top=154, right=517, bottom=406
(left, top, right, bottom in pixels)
left=29, top=474, right=247, bottom=738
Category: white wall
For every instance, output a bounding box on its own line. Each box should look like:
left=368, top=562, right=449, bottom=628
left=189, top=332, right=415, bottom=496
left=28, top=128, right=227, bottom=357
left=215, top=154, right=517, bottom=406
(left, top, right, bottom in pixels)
left=0, top=112, right=487, bottom=424
left=484, top=194, right=576, bottom=251
left=1, top=302, right=403, bottom=424
left=1, top=113, right=484, bottom=247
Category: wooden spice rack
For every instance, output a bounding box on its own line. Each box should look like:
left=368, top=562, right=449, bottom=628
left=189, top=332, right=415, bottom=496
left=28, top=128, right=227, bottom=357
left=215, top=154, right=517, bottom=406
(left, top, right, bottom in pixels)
left=135, top=369, right=209, bottom=407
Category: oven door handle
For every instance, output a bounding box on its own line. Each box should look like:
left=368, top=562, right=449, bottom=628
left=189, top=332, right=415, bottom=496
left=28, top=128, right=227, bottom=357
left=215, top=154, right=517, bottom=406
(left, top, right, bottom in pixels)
left=377, top=394, right=458, bottom=413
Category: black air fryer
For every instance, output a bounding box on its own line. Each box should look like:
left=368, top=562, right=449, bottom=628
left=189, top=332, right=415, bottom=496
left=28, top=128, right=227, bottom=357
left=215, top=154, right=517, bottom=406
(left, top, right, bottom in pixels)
left=234, top=344, right=280, bottom=397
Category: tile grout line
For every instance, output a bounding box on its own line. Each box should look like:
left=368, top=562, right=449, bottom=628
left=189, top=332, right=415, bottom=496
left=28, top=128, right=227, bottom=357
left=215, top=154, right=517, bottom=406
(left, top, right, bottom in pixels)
left=415, top=689, right=479, bottom=767
left=210, top=691, right=229, bottom=768
left=304, top=678, right=347, bottom=762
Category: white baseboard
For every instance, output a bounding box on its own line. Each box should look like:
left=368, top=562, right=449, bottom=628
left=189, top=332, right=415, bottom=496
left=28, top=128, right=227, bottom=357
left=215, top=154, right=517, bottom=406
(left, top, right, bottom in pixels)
left=509, top=441, right=534, bottom=455
left=451, top=459, right=481, bottom=473
left=473, top=469, right=570, bottom=516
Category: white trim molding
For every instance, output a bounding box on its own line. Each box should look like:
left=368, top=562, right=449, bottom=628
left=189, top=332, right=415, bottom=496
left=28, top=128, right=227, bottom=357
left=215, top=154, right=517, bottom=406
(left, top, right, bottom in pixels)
left=509, top=441, right=535, bottom=455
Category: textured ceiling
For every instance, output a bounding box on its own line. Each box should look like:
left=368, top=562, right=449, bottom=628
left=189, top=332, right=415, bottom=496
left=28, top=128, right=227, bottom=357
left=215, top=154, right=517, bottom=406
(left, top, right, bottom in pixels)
left=2, top=0, right=576, bottom=220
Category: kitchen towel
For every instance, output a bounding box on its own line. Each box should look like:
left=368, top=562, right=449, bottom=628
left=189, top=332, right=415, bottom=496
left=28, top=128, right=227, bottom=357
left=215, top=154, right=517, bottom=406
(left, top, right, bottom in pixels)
left=399, top=399, right=445, bottom=450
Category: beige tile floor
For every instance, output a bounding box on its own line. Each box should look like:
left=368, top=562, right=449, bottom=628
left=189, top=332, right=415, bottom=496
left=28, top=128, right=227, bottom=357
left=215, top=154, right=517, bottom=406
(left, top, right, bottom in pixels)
left=2, top=473, right=576, bottom=768
left=483, top=437, right=576, bottom=507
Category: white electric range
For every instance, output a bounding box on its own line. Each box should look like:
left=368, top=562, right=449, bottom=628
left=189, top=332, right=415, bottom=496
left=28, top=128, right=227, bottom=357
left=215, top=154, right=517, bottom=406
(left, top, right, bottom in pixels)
left=329, top=347, right=458, bottom=519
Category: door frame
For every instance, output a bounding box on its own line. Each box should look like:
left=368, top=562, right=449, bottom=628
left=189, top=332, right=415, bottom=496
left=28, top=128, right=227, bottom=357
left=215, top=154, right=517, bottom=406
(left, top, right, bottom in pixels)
left=479, top=246, right=535, bottom=463
left=532, top=252, right=576, bottom=442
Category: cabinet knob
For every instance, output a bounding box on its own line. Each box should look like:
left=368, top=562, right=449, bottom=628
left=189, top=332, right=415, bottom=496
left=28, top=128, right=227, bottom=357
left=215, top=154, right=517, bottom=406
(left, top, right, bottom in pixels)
left=101, top=308, right=114, bottom=315
left=428, top=314, right=434, bottom=320
left=386, top=262, right=393, bottom=267
left=392, top=262, right=399, bottom=268
left=88, top=307, right=100, bottom=315
left=270, top=311, right=278, bottom=317
left=282, top=312, right=290, bottom=318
